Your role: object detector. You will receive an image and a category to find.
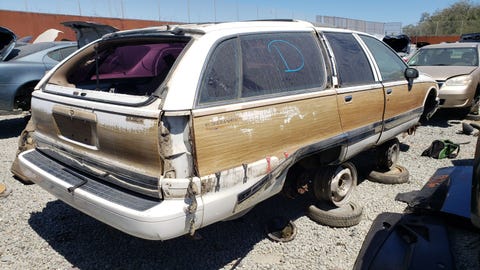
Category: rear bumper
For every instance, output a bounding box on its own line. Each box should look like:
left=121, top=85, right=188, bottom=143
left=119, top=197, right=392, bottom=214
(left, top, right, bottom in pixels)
left=18, top=149, right=203, bottom=240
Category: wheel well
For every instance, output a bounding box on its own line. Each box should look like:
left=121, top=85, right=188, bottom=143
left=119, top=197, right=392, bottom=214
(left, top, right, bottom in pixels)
left=282, top=146, right=342, bottom=197
left=421, top=88, right=439, bottom=122
left=295, top=147, right=342, bottom=169
left=14, top=81, right=38, bottom=111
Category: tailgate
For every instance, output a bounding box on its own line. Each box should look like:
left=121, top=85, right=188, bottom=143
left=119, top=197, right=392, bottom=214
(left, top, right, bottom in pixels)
left=31, top=88, right=163, bottom=198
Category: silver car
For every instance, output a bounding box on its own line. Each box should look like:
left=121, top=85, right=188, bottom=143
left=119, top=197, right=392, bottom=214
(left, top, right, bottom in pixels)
left=408, top=42, right=480, bottom=113
left=0, top=32, right=77, bottom=112
left=0, top=22, right=117, bottom=113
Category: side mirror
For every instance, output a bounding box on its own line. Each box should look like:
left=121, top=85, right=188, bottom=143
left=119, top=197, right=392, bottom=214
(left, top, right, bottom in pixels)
left=404, top=67, right=419, bottom=91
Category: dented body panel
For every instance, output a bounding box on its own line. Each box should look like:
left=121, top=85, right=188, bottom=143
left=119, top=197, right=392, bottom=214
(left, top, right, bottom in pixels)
left=17, top=21, right=439, bottom=240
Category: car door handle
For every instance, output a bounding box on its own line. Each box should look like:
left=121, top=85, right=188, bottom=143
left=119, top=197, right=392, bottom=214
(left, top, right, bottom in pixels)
left=386, top=89, right=393, bottom=95
left=344, top=95, right=353, bottom=102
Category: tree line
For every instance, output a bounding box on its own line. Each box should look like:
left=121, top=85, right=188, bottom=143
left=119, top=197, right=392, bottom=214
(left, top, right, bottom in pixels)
left=403, top=0, right=480, bottom=36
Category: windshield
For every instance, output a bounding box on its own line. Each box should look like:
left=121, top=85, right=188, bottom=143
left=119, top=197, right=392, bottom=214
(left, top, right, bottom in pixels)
left=408, top=47, right=478, bottom=67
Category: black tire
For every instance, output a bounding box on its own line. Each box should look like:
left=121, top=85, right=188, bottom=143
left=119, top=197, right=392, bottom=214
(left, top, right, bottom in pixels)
left=15, top=83, right=36, bottom=111
left=376, top=138, right=400, bottom=170
left=265, top=217, right=297, bottom=242
left=368, top=164, right=409, bottom=184
left=466, top=113, right=480, bottom=121
left=470, top=122, right=480, bottom=131
left=307, top=201, right=363, bottom=228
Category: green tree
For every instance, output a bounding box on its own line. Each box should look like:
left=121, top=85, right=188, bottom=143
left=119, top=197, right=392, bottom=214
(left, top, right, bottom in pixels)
left=403, top=0, right=480, bottom=36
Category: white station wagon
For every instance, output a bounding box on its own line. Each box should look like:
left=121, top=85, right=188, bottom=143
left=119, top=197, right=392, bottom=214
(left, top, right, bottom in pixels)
left=14, top=20, right=438, bottom=240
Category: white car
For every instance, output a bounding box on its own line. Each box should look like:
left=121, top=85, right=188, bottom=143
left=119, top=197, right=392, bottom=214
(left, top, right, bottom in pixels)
left=14, top=20, right=438, bottom=240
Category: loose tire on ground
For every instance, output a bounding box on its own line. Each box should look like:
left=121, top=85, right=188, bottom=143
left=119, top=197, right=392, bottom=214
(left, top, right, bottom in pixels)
left=466, top=113, right=480, bottom=121
left=307, top=201, right=363, bottom=228
left=368, top=164, right=409, bottom=184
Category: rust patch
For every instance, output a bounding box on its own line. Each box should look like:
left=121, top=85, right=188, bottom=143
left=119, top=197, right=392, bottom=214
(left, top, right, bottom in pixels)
left=427, top=174, right=449, bottom=188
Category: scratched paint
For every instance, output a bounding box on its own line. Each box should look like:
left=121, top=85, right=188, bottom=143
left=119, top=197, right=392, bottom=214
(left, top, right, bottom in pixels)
left=236, top=108, right=276, bottom=124
left=97, top=112, right=157, bottom=133
left=235, top=106, right=303, bottom=125
left=281, top=106, right=304, bottom=124
left=205, top=115, right=241, bottom=130
left=240, top=128, right=254, bottom=137
left=199, top=156, right=281, bottom=195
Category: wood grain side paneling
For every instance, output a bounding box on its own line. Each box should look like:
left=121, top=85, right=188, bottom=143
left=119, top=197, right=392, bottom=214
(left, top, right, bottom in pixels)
left=192, top=95, right=342, bottom=176
left=336, top=88, right=384, bottom=132
left=384, top=82, right=430, bottom=120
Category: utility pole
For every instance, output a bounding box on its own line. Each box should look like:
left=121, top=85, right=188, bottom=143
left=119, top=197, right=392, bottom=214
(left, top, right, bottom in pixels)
left=187, top=0, right=190, bottom=23
left=213, top=0, right=217, bottom=22
left=236, top=0, right=239, bottom=21
left=121, top=0, right=125, bottom=19
left=77, top=0, right=82, bottom=16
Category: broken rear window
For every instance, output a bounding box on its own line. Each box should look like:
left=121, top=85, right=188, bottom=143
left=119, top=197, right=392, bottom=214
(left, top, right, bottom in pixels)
left=64, top=39, right=188, bottom=96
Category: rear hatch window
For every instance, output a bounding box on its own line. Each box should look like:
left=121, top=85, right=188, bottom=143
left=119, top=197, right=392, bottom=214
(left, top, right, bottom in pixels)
left=48, top=37, right=190, bottom=97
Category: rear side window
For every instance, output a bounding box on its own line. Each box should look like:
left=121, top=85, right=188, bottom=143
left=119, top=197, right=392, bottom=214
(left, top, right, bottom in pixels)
left=323, top=32, right=374, bottom=86
left=241, top=33, right=326, bottom=97
left=198, top=38, right=239, bottom=103
left=198, top=32, right=326, bottom=105
left=360, top=35, right=407, bottom=82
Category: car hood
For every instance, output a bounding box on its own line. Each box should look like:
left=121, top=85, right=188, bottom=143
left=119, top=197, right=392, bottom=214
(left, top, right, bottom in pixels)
left=61, top=21, right=118, bottom=48
left=413, top=66, right=478, bottom=80
left=0, top=26, right=16, bottom=61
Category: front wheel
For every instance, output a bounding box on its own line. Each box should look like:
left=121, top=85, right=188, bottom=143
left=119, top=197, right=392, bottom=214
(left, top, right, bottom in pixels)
left=313, top=162, right=357, bottom=207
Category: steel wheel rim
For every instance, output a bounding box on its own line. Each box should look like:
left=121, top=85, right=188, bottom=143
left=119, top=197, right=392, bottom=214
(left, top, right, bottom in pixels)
left=330, top=167, right=353, bottom=204
left=387, top=143, right=400, bottom=167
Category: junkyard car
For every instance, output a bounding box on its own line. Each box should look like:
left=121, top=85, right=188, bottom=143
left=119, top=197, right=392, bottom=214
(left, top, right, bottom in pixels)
left=0, top=26, right=77, bottom=112
left=0, top=22, right=117, bottom=113
left=382, top=34, right=411, bottom=59
left=15, top=20, right=438, bottom=240
left=408, top=42, right=480, bottom=113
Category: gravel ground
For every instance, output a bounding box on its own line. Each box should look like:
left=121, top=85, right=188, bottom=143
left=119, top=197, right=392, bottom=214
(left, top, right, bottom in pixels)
left=1, top=110, right=479, bottom=270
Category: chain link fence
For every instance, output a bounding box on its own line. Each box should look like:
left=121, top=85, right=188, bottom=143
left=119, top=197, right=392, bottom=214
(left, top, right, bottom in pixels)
left=315, top=15, right=402, bottom=36
left=404, top=19, right=480, bottom=36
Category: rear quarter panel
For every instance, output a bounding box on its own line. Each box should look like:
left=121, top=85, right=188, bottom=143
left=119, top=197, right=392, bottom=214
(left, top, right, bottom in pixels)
left=192, top=91, right=342, bottom=176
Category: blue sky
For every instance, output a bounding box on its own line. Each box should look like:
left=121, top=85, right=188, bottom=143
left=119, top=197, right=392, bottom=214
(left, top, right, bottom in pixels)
left=0, top=0, right=475, bottom=26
